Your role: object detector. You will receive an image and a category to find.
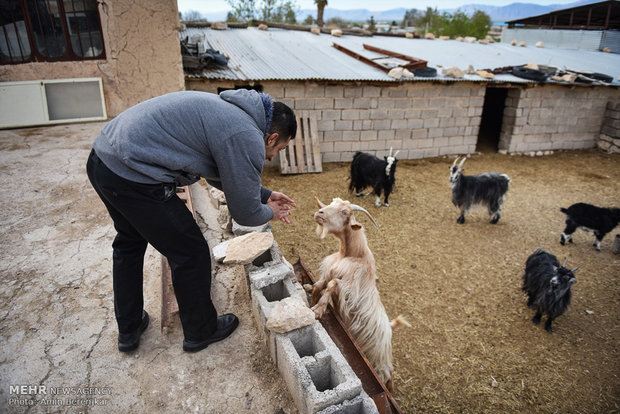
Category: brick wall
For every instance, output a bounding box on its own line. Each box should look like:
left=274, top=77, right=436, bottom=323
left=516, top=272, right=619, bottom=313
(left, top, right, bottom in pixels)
left=500, top=86, right=620, bottom=153
left=186, top=79, right=620, bottom=162
left=598, top=101, right=620, bottom=154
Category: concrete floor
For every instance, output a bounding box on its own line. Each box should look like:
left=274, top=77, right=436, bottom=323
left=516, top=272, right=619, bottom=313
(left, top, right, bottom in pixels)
left=0, top=122, right=297, bottom=413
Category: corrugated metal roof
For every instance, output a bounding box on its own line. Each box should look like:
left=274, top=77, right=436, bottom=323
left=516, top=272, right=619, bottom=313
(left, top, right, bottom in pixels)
left=179, top=26, right=620, bottom=85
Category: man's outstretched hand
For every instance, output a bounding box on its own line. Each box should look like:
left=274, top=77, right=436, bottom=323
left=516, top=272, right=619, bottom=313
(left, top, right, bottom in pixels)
left=267, top=191, right=296, bottom=224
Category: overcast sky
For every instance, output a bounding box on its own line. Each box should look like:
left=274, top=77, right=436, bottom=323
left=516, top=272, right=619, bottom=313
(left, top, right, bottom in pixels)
left=178, top=0, right=580, bottom=14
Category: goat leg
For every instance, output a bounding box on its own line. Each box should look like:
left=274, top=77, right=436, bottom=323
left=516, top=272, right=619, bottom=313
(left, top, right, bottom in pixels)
left=311, top=279, right=327, bottom=306
left=311, top=279, right=340, bottom=319
left=544, top=316, right=554, bottom=333
left=532, top=311, right=542, bottom=325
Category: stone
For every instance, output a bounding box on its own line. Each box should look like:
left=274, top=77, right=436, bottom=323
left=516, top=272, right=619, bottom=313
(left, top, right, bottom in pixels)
left=536, top=151, right=543, bottom=156
left=498, top=149, right=508, bottom=155
left=476, top=70, right=494, bottom=79
left=442, top=66, right=464, bottom=79
left=524, top=62, right=539, bottom=70
left=465, top=65, right=476, bottom=74
left=223, top=232, right=274, bottom=265
left=424, top=32, right=435, bottom=40
left=311, top=27, right=320, bottom=35
left=232, top=220, right=271, bottom=236
left=455, top=36, right=464, bottom=42
left=478, top=39, right=489, bottom=45
left=209, top=186, right=226, bottom=205
left=331, top=29, right=342, bottom=37
left=211, top=22, right=228, bottom=30
left=387, top=67, right=413, bottom=79
left=405, top=32, right=414, bottom=39
left=217, top=205, right=232, bottom=231
left=439, top=35, right=450, bottom=40
left=519, top=41, right=527, bottom=47
left=536, top=41, right=544, bottom=48
left=613, top=234, right=620, bottom=254
left=602, top=47, right=611, bottom=53
left=511, top=39, right=517, bottom=46
left=212, top=239, right=231, bottom=263
left=258, top=23, right=268, bottom=30
left=464, top=36, right=476, bottom=43
left=265, top=297, right=315, bottom=333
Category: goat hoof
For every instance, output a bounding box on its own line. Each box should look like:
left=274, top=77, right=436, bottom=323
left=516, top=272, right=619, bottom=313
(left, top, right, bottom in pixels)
left=456, top=216, right=465, bottom=224
left=560, top=240, right=565, bottom=245
left=545, top=326, right=554, bottom=333
left=355, top=192, right=364, bottom=197
left=384, top=203, right=390, bottom=207
left=490, top=218, right=499, bottom=224
left=532, top=315, right=541, bottom=325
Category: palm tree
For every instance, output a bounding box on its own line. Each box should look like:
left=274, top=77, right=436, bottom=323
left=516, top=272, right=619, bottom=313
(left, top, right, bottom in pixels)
left=315, top=0, right=327, bottom=27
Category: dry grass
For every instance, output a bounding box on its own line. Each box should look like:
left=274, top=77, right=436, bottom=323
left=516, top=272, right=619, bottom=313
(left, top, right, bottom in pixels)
left=261, top=149, right=620, bottom=413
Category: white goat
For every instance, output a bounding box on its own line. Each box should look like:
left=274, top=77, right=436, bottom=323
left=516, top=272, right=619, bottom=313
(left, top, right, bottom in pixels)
left=311, top=197, right=409, bottom=391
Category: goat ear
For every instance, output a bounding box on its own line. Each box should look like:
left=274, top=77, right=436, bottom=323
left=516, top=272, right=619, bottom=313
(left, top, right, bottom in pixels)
left=315, top=197, right=326, bottom=208
left=569, top=277, right=577, bottom=285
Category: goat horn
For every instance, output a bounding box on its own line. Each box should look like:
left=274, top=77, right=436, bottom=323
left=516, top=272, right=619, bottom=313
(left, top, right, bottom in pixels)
left=571, top=266, right=579, bottom=273
left=389, top=147, right=393, bottom=157
left=562, top=257, right=567, bottom=267
left=458, top=157, right=467, bottom=168
left=451, top=157, right=459, bottom=168
left=350, top=204, right=379, bottom=228
left=393, top=150, right=400, bottom=158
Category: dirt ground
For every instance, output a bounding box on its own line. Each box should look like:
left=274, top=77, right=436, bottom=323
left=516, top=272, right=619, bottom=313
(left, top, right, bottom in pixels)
left=261, top=150, right=620, bottom=413
left=0, top=123, right=297, bottom=414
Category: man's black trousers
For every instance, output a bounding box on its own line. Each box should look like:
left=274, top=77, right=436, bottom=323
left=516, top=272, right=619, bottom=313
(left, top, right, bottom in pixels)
left=86, top=149, right=217, bottom=341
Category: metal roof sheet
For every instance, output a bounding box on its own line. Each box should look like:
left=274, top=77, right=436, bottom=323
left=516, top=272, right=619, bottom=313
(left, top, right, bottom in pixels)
left=179, top=26, right=620, bottom=85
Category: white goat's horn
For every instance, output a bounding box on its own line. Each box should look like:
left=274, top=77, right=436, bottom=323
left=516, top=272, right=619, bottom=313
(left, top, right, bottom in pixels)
left=458, top=157, right=467, bottom=168
left=350, top=204, right=379, bottom=228
left=389, top=147, right=393, bottom=157
left=562, top=257, right=567, bottom=267
left=393, top=150, right=400, bottom=158
left=571, top=266, right=579, bottom=273
left=451, top=157, right=460, bottom=168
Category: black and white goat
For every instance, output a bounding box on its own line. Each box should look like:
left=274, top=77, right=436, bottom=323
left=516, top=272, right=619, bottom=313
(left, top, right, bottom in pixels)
left=349, top=148, right=399, bottom=207
left=449, top=157, right=511, bottom=224
left=560, top=202, right=620, bottom=251
left=522, top=248, right=578, bottom=333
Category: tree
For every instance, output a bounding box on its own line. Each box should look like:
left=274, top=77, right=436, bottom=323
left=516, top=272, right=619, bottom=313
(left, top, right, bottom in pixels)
left=182, top=10, right=206, bottom=21
left=315, top=0, right=327, bottom=27
left=303, top=14, right=314, bottom=25
left=470, top=10, right=492, bottom=39
left=226, top=0, right=256, bottom=22
left=402, top=9, right=422, bottom=28
left=326, top=17, right=346, bottom=28
left=367, top=15, right=376, bottom=32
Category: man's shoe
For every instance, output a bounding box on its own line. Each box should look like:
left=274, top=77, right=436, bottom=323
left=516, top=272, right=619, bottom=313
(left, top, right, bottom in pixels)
left=118, top=310, right=149, bottom=352
left=183, top=313, right=239, bottom=353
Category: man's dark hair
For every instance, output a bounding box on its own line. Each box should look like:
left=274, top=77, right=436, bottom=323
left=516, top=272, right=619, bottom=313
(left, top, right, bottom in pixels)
left=269, top=102, right=297, bottom=143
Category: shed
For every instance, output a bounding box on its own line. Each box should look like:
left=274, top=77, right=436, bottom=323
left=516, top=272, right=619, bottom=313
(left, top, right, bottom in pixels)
left=181, top=24, right=620, bottom=162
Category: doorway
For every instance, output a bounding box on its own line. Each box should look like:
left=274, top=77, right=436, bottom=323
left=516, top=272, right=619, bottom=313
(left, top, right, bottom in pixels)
left=476, top=87, right=508, bottom=153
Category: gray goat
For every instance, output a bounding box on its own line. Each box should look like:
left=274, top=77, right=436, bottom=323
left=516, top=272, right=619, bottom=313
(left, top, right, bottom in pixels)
left=449, top=157, right=511, bottom=224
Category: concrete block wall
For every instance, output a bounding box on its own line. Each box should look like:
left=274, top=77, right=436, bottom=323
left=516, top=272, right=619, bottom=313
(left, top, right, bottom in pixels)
left=187, top=79, right=484, bottom=162
left=598, top=100, right=620, bottom=153
left=185, top=79, right=620, bottom=160
left=236, top=224, right=379, bottom=414
left=500, top=85, right=620, bottom=153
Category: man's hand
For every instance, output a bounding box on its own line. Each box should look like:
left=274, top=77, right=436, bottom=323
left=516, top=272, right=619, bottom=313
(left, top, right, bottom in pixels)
left=267, top=191, right=296, bottom=224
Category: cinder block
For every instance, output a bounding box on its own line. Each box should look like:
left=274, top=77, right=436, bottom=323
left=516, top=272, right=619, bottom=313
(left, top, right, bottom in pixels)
left=316, top=392, right=379, bottom=414
left=276, top=323, right=363, bottom=413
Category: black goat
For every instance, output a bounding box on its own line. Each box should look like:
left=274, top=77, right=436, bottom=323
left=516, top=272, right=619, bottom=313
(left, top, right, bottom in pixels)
left=349, top=148, right=399, bottom=207
left=522, top=248, right=578, bottom=333
left=560, top=202, right=620, bottom=251
left=449, top=157, right=510, bottom=224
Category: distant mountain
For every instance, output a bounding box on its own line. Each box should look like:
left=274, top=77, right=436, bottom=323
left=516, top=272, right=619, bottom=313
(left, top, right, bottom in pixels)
left=297, top=0, right=603, bottom=24
left=192, top=0, right=603, bottom=25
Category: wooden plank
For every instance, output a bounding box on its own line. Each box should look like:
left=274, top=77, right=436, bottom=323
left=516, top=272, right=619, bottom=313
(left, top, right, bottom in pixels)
left=302, top=115, right=313, bottom=172
left=295, top=115, right=307, bottom=173
left=308, top=114, right=323, bottom=173
left=279, top=112, right=322, bottom=175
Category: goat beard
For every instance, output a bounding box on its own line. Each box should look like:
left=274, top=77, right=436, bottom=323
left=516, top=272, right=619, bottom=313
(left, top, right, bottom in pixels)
left=316, top=224, right=328, bottom=239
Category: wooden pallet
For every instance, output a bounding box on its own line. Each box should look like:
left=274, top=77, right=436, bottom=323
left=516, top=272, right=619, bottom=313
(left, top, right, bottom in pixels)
left=161, top=185, right=196, bottom=332
left=279, top=111, right=322, bottom=174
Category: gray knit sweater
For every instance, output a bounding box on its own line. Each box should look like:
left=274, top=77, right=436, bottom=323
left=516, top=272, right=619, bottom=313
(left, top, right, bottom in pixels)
left=93, top=89, right=274, bottom=226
